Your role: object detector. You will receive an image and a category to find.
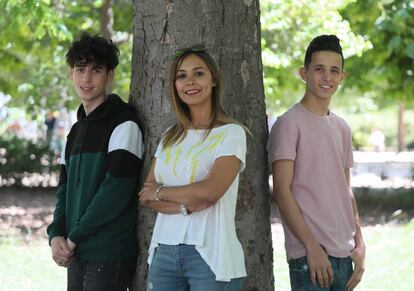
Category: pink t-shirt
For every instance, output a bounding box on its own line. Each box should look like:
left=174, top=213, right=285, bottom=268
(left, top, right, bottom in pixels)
left=268, top=103, right=356, bottom=260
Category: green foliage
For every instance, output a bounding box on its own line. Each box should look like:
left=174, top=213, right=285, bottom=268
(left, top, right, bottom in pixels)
left=0, top=0, right=133, bottom=115
left=0, top=0, right=71, bottom=111
left=355, top=188, right=414, bottom=210
left=335, top=106, right=414, bottom=149
left=341, top=0, right=414, bottom=104
left=260, top=0, right=371, bottom=112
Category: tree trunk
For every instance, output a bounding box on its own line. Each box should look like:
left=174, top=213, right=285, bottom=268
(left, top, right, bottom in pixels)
left=99, top=0, right=129, bottom=45
left=130, top=1, right=274, bottom=290
left=398, top=103, right=405, bottom=152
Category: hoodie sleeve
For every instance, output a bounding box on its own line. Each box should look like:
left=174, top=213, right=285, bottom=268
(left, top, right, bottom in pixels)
left=46, top=145, right=68, bottom=244
left=68, top=120, right=144, bottom=244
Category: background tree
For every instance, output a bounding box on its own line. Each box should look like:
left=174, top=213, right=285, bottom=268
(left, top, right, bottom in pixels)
left=130, top=0, right=274, bottom=290
left=341, top=0, right=414, bottom=151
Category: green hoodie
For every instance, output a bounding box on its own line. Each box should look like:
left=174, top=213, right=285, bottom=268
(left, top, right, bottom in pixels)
left=47, top=94, right=143, bottom=262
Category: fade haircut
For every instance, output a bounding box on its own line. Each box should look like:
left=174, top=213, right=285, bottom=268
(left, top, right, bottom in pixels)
left=66, top=32, right=119, bottom=70
left=304, top=35, right=344, bottom=69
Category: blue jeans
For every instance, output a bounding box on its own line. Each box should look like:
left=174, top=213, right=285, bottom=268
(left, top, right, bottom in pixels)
left=289, top=256, right=353, bottom=291
left=67, top=256, right=136, bottom=291
left=147, top=244, right=243, bottom=291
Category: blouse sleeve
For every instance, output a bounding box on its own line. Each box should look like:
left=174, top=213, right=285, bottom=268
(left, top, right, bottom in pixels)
left=154, top=142, right=163, bottom=158
left=214, top=124, right=247, bottom=172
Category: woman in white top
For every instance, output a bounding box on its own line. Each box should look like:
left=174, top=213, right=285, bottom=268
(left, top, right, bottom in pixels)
left=139, top=45, right=247, bottom=290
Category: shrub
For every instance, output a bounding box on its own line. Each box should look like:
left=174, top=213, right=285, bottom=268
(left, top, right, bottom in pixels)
left=0, top=135, right=59, bottom=186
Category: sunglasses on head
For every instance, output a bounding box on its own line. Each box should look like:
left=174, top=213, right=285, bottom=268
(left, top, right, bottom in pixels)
left=173, top=44, right=206, bottom=59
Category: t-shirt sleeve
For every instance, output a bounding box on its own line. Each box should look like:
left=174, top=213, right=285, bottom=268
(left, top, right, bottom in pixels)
left=214, top=125, right=247, bottom=172
left=267, top=115, right=298, bottom=163
left=343, top=123, right=354, bottom=168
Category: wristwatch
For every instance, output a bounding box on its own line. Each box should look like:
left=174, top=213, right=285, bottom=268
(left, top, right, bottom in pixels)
left=179, top=204, right=189, bottom=216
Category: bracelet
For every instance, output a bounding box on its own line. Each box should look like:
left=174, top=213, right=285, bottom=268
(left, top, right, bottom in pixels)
left=155, top=185, right=165, bottom=202
left=180, top=204, right=189, bottom=216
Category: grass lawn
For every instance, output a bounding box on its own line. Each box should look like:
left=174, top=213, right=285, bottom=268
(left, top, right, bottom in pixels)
left=0, top=220, right=413, bottom=290
left=0, top=237, right=66, bottom=291
left=357, top=220, right=414, bottom=290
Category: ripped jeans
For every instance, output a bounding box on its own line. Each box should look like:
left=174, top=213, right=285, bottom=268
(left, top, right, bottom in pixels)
left=67, top=256, right=136, bottom=291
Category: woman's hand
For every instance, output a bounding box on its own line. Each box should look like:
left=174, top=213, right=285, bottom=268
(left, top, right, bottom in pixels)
left=139, top=182, right=160, bottom=206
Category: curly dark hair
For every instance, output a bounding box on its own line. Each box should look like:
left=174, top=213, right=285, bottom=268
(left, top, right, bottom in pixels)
left=66, top=32, right=119, bottom=70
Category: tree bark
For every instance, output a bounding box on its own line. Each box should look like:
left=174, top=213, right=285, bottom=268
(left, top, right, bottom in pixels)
left=130, top=1, right=274, bottom=290
left=398, top=102, right=405, bottom=152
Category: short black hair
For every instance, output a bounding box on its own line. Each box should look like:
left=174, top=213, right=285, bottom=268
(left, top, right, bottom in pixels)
left=304, top=35, right=344, bottom=69
left=66, top=32, right=119, bottom=70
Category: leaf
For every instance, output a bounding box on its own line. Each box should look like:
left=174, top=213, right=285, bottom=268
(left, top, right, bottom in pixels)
left=381, top=0, right=396, bottom=5
left=406, top=42, right=414, bottom=60
left=34, top=26, right=46, bottom=39
left=388, top=35, right=401, bottom=50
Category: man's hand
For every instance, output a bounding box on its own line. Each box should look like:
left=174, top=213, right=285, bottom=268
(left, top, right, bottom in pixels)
left=51, top=236, right=73, bottom=267
left=306, top=244, right=334, bottom=288
left=347, top=244, right=365, bottom=290
left=67, top=238, right=77, bottom=252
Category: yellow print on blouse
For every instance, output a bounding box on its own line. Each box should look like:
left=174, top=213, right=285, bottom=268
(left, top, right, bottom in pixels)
left=164, top=130, right=227, bottom=183
left=172, top=146, right=183, bottom=177
left=188, top=131, right=226, bottom=182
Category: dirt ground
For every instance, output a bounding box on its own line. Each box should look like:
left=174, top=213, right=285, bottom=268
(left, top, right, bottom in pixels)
left=1, top=187, right=413, bottom=244
left=0, top=188, right=55, bottom=241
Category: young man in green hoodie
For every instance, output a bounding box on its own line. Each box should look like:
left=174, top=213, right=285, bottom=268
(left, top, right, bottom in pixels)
left=47, top=32, right=144, bottom=290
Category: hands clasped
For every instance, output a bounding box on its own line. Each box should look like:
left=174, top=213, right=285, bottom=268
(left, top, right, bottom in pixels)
left=51, top=236, right=76, bottom=268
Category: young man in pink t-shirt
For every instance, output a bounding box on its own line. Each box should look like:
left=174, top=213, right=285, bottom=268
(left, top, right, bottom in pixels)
left=268, top=35, right=365, bottom=290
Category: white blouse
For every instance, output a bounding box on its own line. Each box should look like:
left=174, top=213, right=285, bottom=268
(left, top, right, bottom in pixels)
left=147, top=123, right=247, bottom=281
